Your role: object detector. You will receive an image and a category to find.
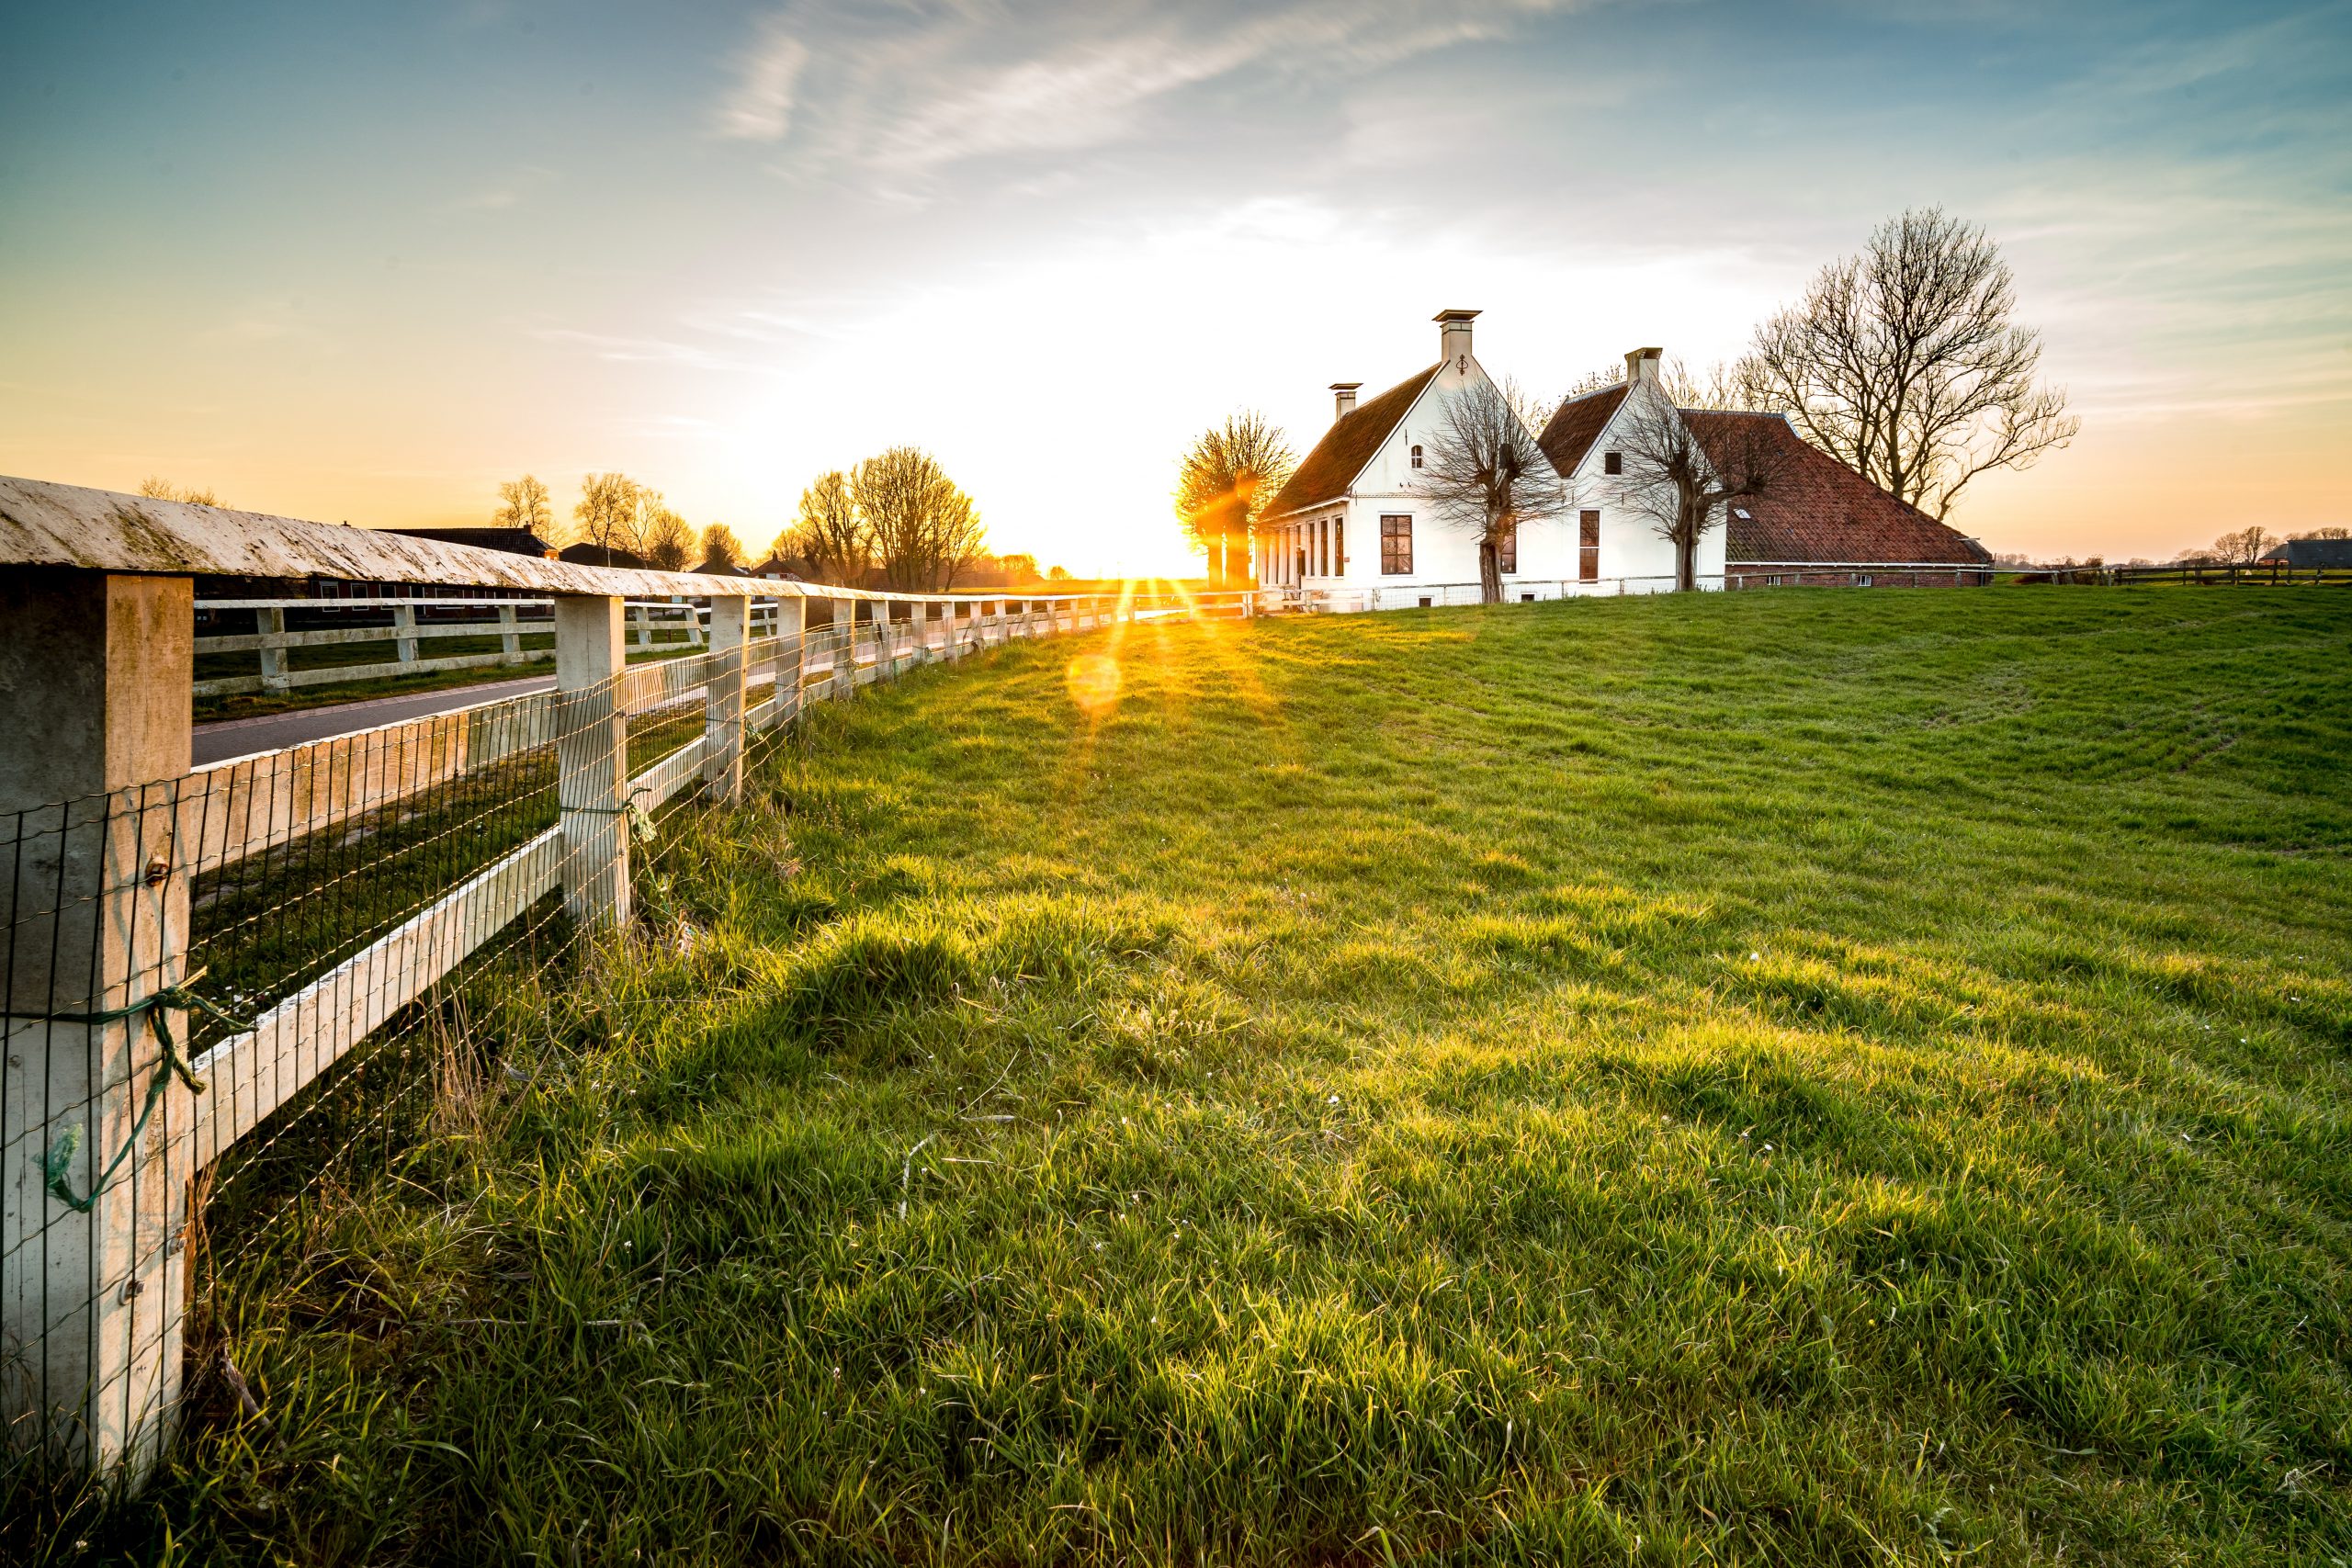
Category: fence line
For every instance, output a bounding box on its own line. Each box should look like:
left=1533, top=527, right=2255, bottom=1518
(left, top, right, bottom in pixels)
left=0, top=479, right=1244, bottom=1485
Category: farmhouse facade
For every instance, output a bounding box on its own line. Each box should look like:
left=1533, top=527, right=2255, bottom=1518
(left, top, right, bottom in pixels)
left=1254, top=310, right=1990, bottom=599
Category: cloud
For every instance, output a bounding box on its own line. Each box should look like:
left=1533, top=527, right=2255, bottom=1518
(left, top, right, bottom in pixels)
left=720, top=0, right=1581, bottom=172
left=718, top=17, right=809, bottom=141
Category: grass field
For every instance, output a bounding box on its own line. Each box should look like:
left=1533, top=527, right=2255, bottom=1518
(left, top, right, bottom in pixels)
left=31, top=587, right=2352, bottom=1563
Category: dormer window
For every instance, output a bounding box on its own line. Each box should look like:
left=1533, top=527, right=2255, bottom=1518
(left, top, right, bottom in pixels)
left=1409, top=444, right=1423, bottom=469
left=1603, top=451, right=1623, bottom=476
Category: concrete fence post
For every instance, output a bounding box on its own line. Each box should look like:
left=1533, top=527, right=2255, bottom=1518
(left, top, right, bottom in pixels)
left=766, top=596, right=806, bottom=729
left=256, top=605, right=289, bottom=690
left=1, top=569, right=194, bottom=1483
left=831, top=602, right=855, bottom=700
left=390, top=603, right=419, bottom=664
left=554, top=596, right=630, bottom=930
left=497, top=604, right=521, bottom=661
left=702, top=598, right=747, bottom=803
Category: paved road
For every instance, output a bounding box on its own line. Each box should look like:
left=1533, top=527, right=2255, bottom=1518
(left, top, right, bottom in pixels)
left=191, top=674, right=557, bottom=766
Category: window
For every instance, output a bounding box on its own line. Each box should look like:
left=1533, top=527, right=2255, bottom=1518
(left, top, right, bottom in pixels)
left=1854, top=573, right=1874, bottom=588
left=1333, top=517, right=1345, bottom=574
left=1603, top=451, right=1623, bottom=476
left=1521, top=592, right=1536, bottom=604
left=1381, top=514, right=1414, bottom=575
left=1409, top=444, right=1423, bottom=469
left=1578, top=510, right=1601, bottom=582
left=1417, top=595, right=1432, bottom=608
left=1497, top=521, right=1517, bottom=575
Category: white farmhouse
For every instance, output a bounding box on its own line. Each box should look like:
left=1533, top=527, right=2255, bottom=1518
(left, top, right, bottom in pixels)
left=1252, top=310, right=1718, bottom=604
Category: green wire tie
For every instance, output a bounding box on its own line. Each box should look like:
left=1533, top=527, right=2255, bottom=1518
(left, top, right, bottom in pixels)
left=572, top=784, right=657, bottom=842
left=15, top=966, right=247, bottom=1213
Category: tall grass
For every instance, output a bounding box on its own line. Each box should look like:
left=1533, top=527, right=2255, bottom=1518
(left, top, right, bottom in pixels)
left=19, top=587, right=2352, bottom=1563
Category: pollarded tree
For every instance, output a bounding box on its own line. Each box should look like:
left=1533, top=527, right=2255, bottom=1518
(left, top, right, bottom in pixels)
left=857, top=446, right=986, bottom=592
left=1413, top=377, right=1569, bottom=604
left=1175, top=413, right=1295, bottom=588
left=1738, top=208, right=2078, bottom=520
left=1611, top=399, right=1798, bottom=592
left=495, top=474, right=556, bottom=542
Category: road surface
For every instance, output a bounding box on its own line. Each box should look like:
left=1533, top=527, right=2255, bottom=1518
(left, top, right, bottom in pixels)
left=191, top=674, right=557, bottom=766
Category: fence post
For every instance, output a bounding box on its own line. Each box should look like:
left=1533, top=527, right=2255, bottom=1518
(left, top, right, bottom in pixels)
left=554, top=596, right=630, bottom=930
left=766, top=596, right=805, bottom=729
left=391, top=603, right=419, bottom=664
left=702, top=597, right=747, bottom=803
left=256, top=605, right=289, bottom=690
left=497, top=604, right=521, bottom=661
left=1, top=568, right=193, bottom=1483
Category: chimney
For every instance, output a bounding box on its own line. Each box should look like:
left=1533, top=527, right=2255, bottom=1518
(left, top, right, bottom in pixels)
left=1624, top=345, right=1664, bottom=385
left=1330, top=382, right=1362, bottom=421
left=1434, top=308, right=1479, bottom=367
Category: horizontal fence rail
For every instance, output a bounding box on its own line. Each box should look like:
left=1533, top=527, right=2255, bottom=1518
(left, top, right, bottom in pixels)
left=0, top=476, right=1251, bottom=1486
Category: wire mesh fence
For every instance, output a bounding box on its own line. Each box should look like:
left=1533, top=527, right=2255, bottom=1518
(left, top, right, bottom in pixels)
left=4, top=582, right=1235, bottom=1482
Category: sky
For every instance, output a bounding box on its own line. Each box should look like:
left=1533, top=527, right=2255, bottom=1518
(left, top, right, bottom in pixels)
left=2, top=0, right=2346, bottom=577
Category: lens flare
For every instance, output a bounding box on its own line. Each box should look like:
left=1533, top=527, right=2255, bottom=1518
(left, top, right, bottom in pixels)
left=1066, top=651, right=1122, bottom=716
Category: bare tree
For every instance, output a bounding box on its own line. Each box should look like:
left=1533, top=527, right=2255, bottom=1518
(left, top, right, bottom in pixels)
left=495, top=474, right=556, bottom=541
left=1175, top=412, right=1295, bottom=588
left=780, top=470, right=871, bottom=584
left=1612, top=400, right=1799, bottom=592
left=639, top=492, right=694, bottom=571
left=2291, top=525, right=2350, bottom=541
left=138, top=476, right=223, bottom=506
left=1738, top=208, right=2078, bottom=519
left=1562, top=356, right=1752, bottom=411
left=2210, top=525, right=2279, bottom=567
left=856, top=446, right=987, bottom=592
left=574, top=472, right=645, bottom=556
left=699, top=522, right=745, bottom=570
left=1413, top=377, right=1568, bottom=604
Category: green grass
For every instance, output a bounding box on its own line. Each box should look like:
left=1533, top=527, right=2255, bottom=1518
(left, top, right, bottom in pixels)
left=29, top=587, right=2352, bottom=1563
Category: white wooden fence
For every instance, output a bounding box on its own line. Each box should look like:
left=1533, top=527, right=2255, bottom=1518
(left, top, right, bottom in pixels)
left=192, top=597, right=727, bottom=696
left=0, top=474, right=1240, bottom=1483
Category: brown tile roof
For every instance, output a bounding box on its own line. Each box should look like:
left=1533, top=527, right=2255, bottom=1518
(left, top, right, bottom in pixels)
left=1259, top=364, right=1441, bottom=520
left=1534, top=382, right=1631, bottom=478
left=1681, top=411, right=1993, bottom=565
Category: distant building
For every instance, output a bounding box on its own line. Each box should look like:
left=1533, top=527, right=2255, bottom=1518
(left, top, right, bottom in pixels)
left=383, top=525, right=556, bottom=558
left=691, top=555, right=752, bottom=578
left=559, top=541, right=650, bottom=570
left=2259, top=538, right=2352, bottom=569
left=748, top=554, right=807, bottom=581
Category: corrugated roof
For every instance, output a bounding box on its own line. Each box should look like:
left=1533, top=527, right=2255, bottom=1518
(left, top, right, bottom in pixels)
left=1682, top=412, right=1992, bottom=565
left=1534, top=382, right=1631, bottom=478
left=1259, top=365, right=1441, bottom=520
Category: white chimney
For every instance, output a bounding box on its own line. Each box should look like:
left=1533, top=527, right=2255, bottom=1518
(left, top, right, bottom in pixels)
left=1330, top=381, right=1362, bottom=421
left=1624, top=345, right=1664, bottom=385
left=1435, top=308, right=1479, bottom=367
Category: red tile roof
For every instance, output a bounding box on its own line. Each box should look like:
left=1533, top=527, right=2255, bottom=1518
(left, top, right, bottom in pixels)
left=1259, top=365, right=1441, bottom=521
left=1681, top=412, right=1992, bottom=565
left=1534, top=382, right=1631, bottom=478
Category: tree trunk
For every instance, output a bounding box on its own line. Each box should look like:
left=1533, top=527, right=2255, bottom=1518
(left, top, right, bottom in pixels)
left=1677, top=531, right=1697, bottom=592
left=1478, top=536, right=1503, bottom=604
